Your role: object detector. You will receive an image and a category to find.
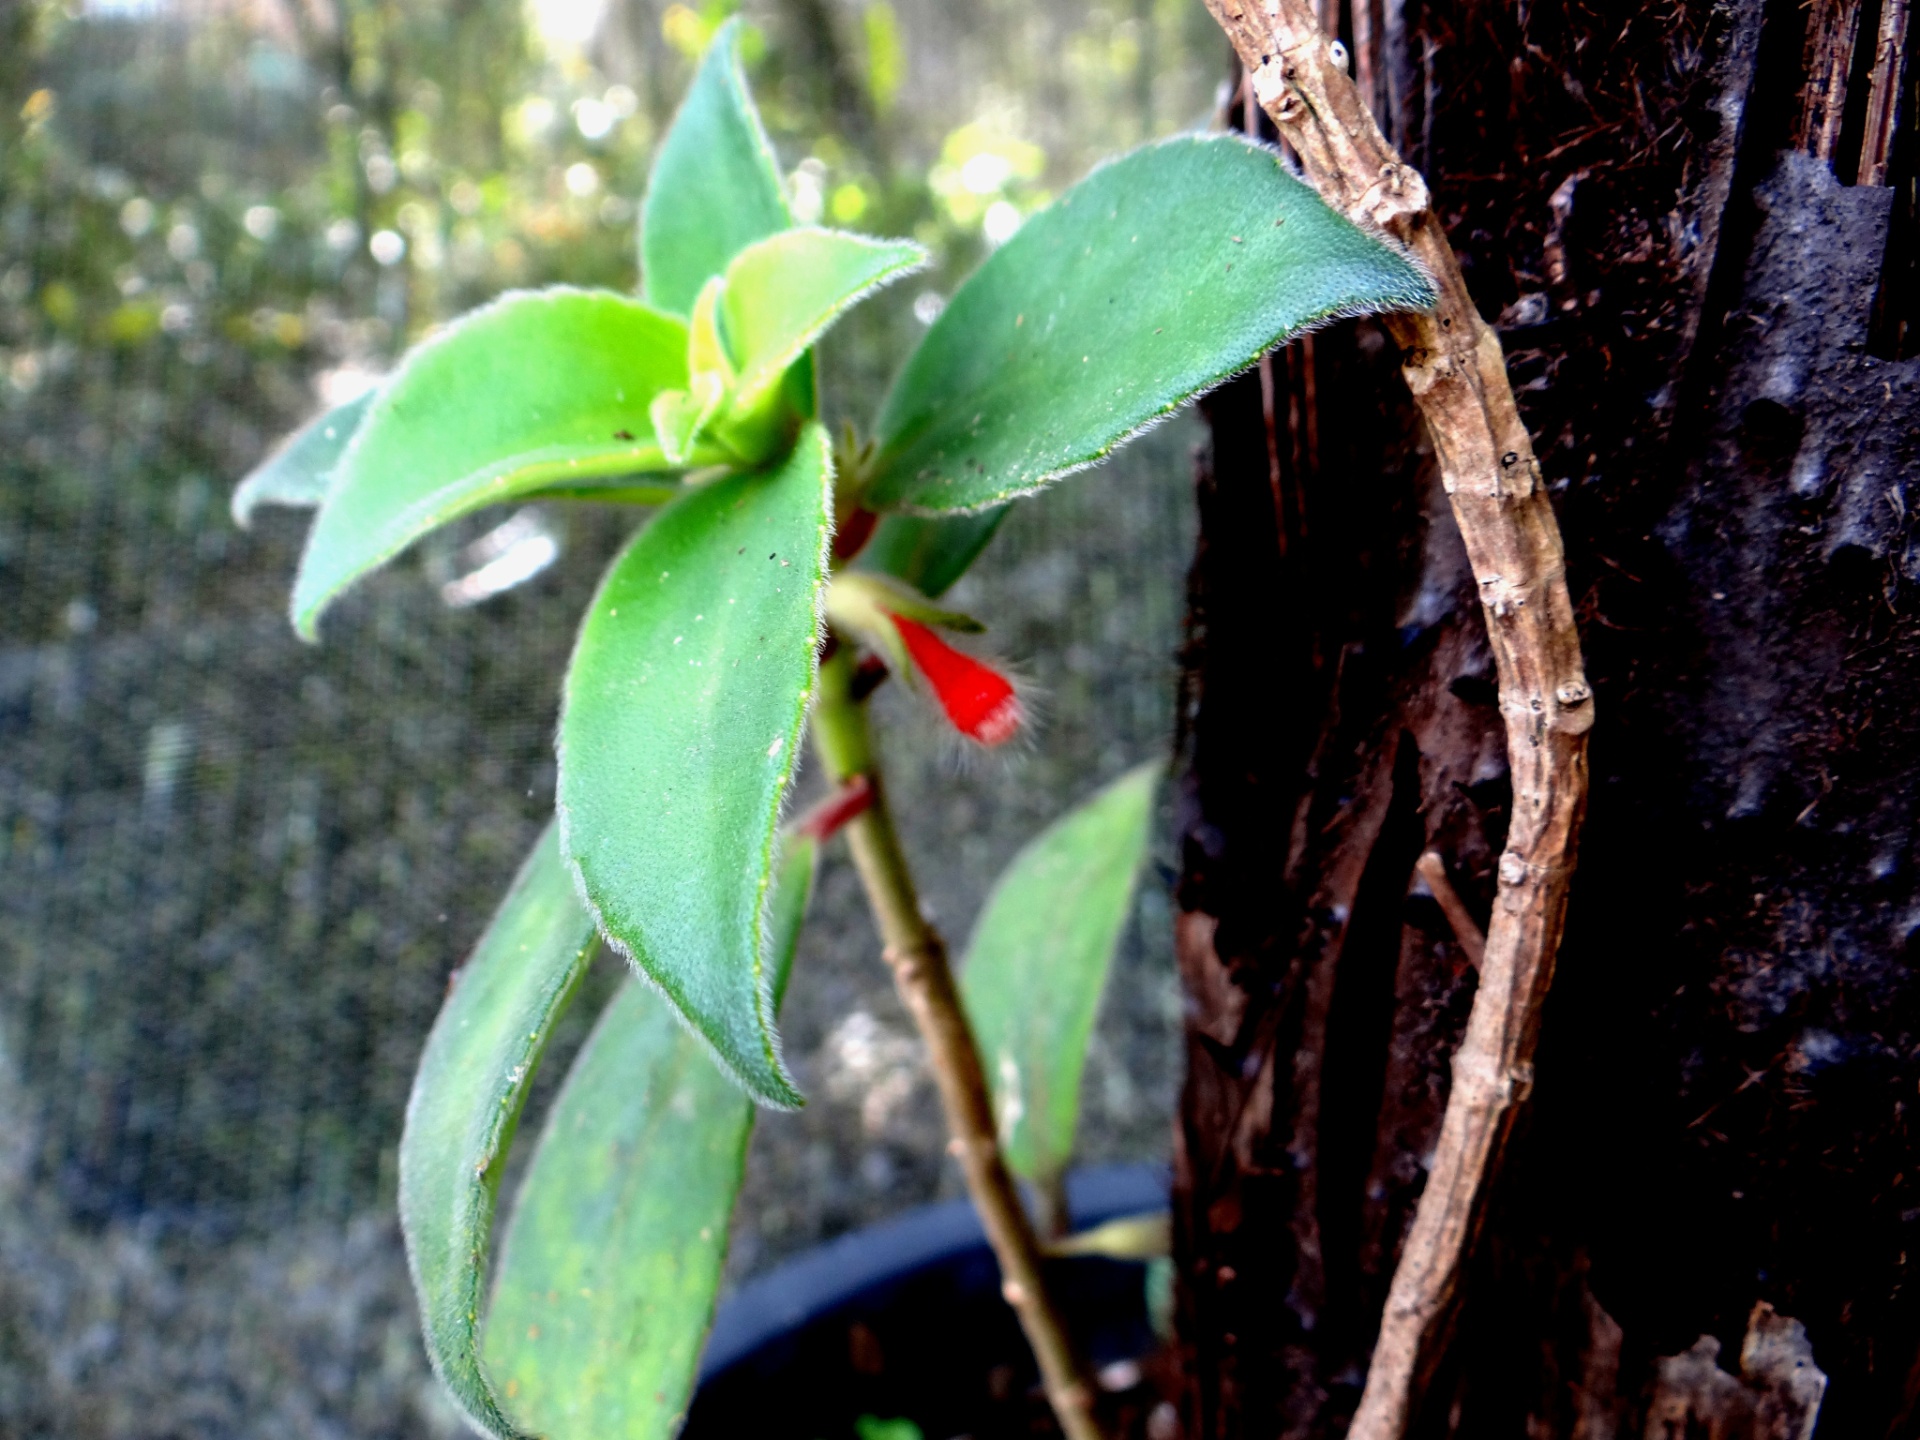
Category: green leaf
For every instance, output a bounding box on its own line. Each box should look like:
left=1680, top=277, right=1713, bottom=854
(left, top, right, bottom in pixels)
left=865, top=135, right=1435, bottom=514
left=231, top=388, right=375, bottom=528
left=719, top=227, right=926, bottom=413
left=859, top=508, right=1010, bottom=597
left=482, top=838, right=816, bottom=1440
left=1045, top=1210, right=1172, bottom=1259
left=960, top=764, right=1157, bottom=1187
left=641, top=17, right=790, bottom=317
left=517, top=478, right=683, bottom=505
left=398, top=823, right=599, bottom=1440
left=291, top=289, right=694, bottom=640
left=558, top=424, right=833, bottom=1109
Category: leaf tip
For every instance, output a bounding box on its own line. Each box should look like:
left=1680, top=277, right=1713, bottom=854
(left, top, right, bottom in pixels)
left=290, top=599, right=324, bottom=645
left=748, top=1067, right=806, bottom=1112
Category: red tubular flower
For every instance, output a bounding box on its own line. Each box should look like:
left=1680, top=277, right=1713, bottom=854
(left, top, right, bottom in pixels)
left=890, top=615, right=1023, bottom=746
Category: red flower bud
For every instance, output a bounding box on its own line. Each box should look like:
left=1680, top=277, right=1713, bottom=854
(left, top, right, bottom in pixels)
left=791, top=774, right=874, bottom=842
left=890, top=615, right=1023, bottom=746
left=833, top=505, right=879, bottom=561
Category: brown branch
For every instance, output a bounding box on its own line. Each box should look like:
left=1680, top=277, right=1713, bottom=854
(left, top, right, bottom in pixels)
left=1196, top=5, right=1595, bottom=1436
left=1415, top=851, right=1486, bottom=971
left=810, top=648, right=1108, bottom=1440
left=1243, top=77, right=1291, bottom=556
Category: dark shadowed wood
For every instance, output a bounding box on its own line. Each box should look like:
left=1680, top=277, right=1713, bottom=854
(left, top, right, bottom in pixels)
left=1173, top=0, right=1920, bottom=1433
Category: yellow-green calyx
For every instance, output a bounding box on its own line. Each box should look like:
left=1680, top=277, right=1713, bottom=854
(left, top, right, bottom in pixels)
left=823, top=570, right=986, bottom=677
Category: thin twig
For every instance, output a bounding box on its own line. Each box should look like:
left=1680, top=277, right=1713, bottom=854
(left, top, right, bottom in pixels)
left=1415, top=851, right=1486, bottom=970
left=811, top=646, right=1108, bottom=1440
left=1195, top=5, right=1594, bottom=1436
left=1244, top=76, right=1290, bottom=556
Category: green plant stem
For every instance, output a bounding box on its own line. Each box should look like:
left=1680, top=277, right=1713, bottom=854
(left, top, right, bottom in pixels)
left=812, top=646, right=1108, bottom=1440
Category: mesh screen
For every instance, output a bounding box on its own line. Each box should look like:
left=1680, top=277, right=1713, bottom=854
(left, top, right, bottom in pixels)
left=1, top=1, right=1219, bottom=1431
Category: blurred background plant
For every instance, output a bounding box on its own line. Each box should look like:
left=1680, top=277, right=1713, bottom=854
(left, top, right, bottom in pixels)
left=0, top=0, right=1228, bottom=1433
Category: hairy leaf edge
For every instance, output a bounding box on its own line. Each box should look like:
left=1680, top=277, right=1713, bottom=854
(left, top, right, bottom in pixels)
left=396, top=843, right=598, bottom=1440
left=868, top=131, right=1436, bottom=517
left=639, top=16, right=792, bottom=318
left=553, top=426, right=836, bottom=1110
left=291, top=286, right=691, bottom=640
left=726, top=230, right=931, bottom=409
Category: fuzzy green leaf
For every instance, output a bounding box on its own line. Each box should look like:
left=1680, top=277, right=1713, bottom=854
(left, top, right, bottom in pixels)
left=865, top=135, right=1435, bottom=514
left=960, top=764, right=1157, bottom=1187
left=231, top=388, right=375, bottom=528
left=720, top=228, right=926, bottom=411
left=482, top=838, right=815, bottom=1440
left=557, top=425, right=832, bottom=1109
left=859, top=508, right=1010, bottom=596
left=641, top=18, right=790, bottom=317
left=291, top=289, right=694, bottom=639
left=398, top=824, right=599, bottom=1440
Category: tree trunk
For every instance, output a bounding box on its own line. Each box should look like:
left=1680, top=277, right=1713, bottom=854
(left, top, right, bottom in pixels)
left=1171, top=0, right=1920, bottom=1434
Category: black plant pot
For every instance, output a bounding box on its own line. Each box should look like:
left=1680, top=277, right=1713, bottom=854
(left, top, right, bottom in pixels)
left=686, top=1164, right=1171, bottom=1440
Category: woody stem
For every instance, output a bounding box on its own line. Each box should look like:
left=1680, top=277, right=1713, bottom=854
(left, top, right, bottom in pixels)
left=811, top=643, right=1108, bottom=1440
left=1197, top=5, right=1595, bottom=1436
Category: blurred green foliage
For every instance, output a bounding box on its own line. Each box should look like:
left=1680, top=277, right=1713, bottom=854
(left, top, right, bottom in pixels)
left=0, top=0, right=1218, bottom=1224
left=0, top=3, right=1216, bottom=1431
left=1, top=0, right=1227, bottom=477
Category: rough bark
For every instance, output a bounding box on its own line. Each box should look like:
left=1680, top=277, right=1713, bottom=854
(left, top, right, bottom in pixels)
left=1172, top=0, right=1920, bottom=1434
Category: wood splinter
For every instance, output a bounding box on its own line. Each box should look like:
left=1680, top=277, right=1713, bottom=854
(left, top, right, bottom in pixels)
left=1197, top=2, right=1595, bottom=1437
